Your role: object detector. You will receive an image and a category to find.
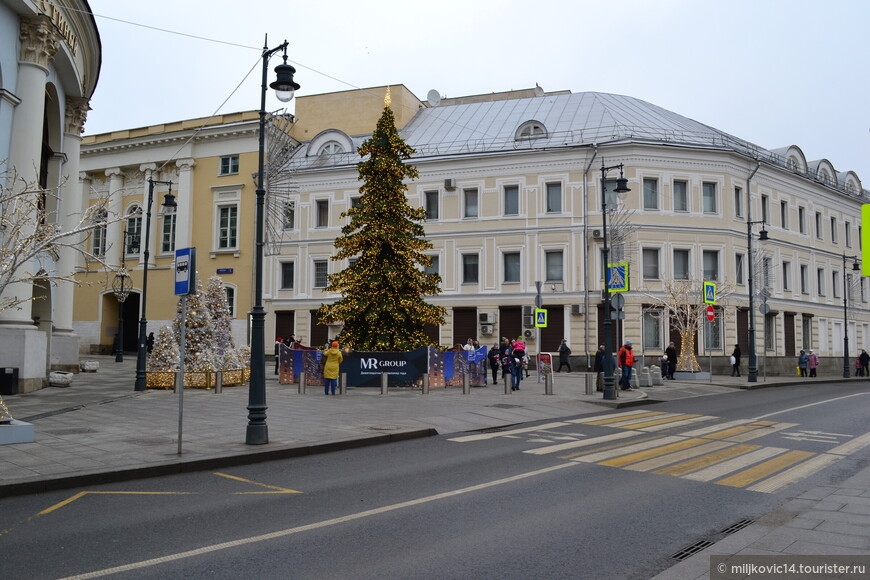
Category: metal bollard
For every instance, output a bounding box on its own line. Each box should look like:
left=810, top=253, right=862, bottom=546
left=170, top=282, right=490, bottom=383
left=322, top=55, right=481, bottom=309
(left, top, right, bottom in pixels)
left=174, top=372, right=180, bottom=393
left=298, top=371, right=306, bottom=394
left=585, top=373, right=595, bottom=395
left=463, top=373, right=470, bottom=394
left=339, top=373, right=347, bottom=395
left=545, top=373, right=553, bottom=395
left=421, top=373, right=429, bottom=395
left=214, top=371, right=223, bottom=394
left=504, top=376, right=511, bottom=395
left=381, top=372, right=388, bottom=395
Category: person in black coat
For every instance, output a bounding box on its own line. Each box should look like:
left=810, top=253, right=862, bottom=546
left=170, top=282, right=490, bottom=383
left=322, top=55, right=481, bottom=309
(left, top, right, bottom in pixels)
left=731, top=344, right=742, bottom=377
left=593, top=344, right=605, bottom=391
left=665, top=341, right=677, bottom=380
left=487, top=343, right=501, bottom=385
left=557, top=339, right=572, bottom=372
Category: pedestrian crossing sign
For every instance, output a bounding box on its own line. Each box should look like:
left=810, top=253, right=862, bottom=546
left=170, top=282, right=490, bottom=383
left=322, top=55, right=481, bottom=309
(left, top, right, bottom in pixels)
left=607, top=262, right=629, bottom=292
left=703, top=281, right=717, bottom=305
left=535, top=309, right=547, bottom=328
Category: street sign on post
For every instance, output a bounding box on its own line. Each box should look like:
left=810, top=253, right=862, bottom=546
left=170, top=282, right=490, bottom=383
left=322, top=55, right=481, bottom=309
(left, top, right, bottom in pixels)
left=174, top=248, right=196, bottom=296
left=706, top=305, right=715, bottom=322
left=703, top=282, right=716, bottom=304
left=535, top=309, right=547, bottom=328
left=607, top=262, right=629, bottom=292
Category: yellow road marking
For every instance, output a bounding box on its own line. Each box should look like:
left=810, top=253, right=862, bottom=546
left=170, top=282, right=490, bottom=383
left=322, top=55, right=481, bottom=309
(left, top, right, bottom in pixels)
left=748, top=454, right=841, bottom=493
left=715, top=450, right=816, bottom=488
left=624, top=441, right=735, bottom=472
left=558, top=435, right=663, bottom=459
left=578, top=411, right=664, bottom=426
left=38, top=491, right=193, bottom=516
left=213, top=472, right=302, bottom=494
left=654, top=444, right=758, bottom=476
left=599, top=438, right=709, bottom=467
left=701, top=421, right=777, bottom=440
left=619, top=414, right=701, bottom=430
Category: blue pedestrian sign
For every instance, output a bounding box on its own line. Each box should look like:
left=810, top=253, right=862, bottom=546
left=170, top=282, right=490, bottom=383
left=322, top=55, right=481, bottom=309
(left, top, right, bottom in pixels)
left=174, top=247, right=196, bottom=295
left=534, top=309, right=547, bottom=328
left=703, top=281, right=717, bottom=305
left=607, top=262, right=629, bottom=293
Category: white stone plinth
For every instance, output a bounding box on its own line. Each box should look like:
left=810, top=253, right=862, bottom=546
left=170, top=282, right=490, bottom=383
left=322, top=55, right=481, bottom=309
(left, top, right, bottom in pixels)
left=49, top=371, right=74, bottom=387
left=0, top=419, right=35, bottom=444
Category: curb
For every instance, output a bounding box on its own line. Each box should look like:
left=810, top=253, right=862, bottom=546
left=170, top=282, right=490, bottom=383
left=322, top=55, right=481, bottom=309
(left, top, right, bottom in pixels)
left=0, top=428, right=437, bottom=499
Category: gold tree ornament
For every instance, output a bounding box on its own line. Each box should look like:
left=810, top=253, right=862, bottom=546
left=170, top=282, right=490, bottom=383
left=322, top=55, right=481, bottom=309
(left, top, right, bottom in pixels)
left=384, top=86, right=391, bottom=108
left=0, top=395, right=12, bottom=423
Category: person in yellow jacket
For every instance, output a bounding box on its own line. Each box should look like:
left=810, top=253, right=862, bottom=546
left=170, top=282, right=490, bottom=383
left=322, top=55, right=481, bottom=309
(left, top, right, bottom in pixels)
left=616, top=340, right=636, bottom=391
left=323, top=341, right=343, bottom=395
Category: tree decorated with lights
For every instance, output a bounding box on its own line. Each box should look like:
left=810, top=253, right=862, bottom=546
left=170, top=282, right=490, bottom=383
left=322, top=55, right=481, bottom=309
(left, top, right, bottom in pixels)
left=172, top=278, right=216, bottom=372
left=147, top=325, right=180, bottom=371
left=203, top=275, right=242, bottom=369
left=317, top=89, right=445, bottom=350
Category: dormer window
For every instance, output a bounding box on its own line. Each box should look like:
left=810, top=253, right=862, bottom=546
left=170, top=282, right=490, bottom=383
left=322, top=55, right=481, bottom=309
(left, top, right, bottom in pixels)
left=515, top=120, right=548, bottom=140
left=318, top=141, right=345, bottom=156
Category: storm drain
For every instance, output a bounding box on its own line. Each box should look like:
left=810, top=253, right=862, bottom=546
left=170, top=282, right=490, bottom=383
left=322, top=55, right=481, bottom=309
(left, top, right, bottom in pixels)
left=671, top=540, right=714, bottom=561
left=720, top=519, right=754, bottom=535
left=488, top=404, right=523, bottom=409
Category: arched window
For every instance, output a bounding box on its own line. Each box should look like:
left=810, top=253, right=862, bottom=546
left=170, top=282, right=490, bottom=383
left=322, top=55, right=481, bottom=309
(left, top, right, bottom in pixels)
left=126, top=204, right=143, bottom=254
left=318, top=141, right=345, bottom=156
left=515, top=120, right=548, bottom=140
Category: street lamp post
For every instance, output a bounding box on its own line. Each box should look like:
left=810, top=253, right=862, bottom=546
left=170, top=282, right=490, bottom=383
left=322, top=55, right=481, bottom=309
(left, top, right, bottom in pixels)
left=247, top=37, right=300, bottom=446
left=746, top=220, right=768, bottom=383
left=112, top=236, right=133, bottom=362
left=600, top=162, right=630, bottom=401
left=842, top=253, right=860, bottom=378
left=133, top=178, right=174, bottom=391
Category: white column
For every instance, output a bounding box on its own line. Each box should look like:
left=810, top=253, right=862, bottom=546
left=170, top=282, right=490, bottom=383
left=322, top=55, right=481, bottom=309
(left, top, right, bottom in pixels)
left=175, top=158, right=196, bottom=250
left=104, top=167, right=124, bottom=267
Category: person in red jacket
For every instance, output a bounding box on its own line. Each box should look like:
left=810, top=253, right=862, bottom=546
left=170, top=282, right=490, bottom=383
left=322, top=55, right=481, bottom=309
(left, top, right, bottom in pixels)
left=617, top=340, right=636, bottom=391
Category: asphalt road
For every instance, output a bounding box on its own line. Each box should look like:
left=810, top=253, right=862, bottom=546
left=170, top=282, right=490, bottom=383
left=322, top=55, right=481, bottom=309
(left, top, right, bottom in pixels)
left=1, top=382, right=868, bottom=579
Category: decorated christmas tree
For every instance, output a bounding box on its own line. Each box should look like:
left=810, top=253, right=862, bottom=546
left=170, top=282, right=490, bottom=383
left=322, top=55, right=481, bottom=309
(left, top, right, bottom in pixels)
left=172, top=278, right=216, bottom=372
left=317, top=89, right=445, bottom=351
left=147, top=325, right=180, bottom=371
left=203, top=276, right=242, bottom=369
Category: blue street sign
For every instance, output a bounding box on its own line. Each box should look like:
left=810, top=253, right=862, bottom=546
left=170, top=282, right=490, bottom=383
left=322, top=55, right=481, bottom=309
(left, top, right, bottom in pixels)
left=174, top=247, right=196, bottom=295
left=703, top=281, right=717, bottom=305
left=535, top=309, right=547, bottom=328
left=607, top=262, right=629, bottom=292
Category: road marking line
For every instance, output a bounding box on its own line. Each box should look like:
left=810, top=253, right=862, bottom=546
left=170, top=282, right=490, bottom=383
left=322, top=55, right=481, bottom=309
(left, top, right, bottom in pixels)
left=566, top=409, right=659, bottom=424
left=599, top=438, right=709, bottom=467
left=751, top=392, right=870, bottom=420
left=447, top=421, right=570, bottom=442
left=606, top=413, right=688, bottom=428
left=715, top=450, right=815, bottom=488
left=38, top=491, right=194, bottom=516
left=683, top=447, right=788, bottom=482
left=214, top=472, right=302, bottom=494
left=654, top=444, right=758, bottom=476
left=624, top=441, right=735, bottom=472
left=638, top=415, right=717, bottom=432
left=56, top=462, right=579, bottom=580
left=523, top=430, right=639, bottom=455
left=748, top=454, right=842, bottom=493
left=572, top=436, right=682, bottom=463
left=725, top=422, right=798, bottom=442
left=573, top=411, right=665, bottom=426
left=680, top=419, right=757, bottom=437
left=828, top=432, right=870, bottom=456
left=700, top=421, right=778, bottom=441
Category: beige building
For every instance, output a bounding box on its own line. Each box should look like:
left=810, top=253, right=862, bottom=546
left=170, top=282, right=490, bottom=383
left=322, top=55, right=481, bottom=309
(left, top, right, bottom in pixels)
left=0, top=0, right=101, bottom=391
left=270, top=85, right=868, bottom=374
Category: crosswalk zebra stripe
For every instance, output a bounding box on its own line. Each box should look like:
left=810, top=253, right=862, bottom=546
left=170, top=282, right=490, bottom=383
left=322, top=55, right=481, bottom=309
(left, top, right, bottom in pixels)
left=523, top=430, right=640, bottom=455
left=607, top=413, right=696, bottom=429
left=566, top=410, right=659, bottom=424
left=598, top=438, right=710, bottom=468
left=571, top=436, right=683, bottom=463
left=701, top=421, right=778, bottom=440
left=624, top=440, right=736, bottom=472
left=827, top=431, right=870, bottom=456
left=680, top=419, right=757, bottom=437
left=448, top=422, right=571, bottom=442
left=715, top=450, right=815, bottom=488
left=654, top=444, right=760, bottom=476
left=747, top=453, right=842, bottom=493
left=683, top=447, right=789, bottom=482
left=569, top=411, right=665, bottom=427
left=638, top=415, right=717, bottom=432
left=722, top=422, right=799, bottom=442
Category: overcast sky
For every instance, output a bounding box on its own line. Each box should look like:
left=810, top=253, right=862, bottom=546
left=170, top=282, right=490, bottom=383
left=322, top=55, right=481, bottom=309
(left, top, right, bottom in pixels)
left=85, top=0, right=869, bottom=182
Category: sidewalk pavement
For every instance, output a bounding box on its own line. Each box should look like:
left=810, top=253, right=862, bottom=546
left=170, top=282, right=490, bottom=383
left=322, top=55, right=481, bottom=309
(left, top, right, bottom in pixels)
left=2, top=356, right=869, bottom=578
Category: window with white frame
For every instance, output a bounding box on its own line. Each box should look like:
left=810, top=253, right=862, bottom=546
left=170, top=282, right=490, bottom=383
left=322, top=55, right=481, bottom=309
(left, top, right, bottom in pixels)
left=424, top=255, right=439, bottom=277
left=424, top=191, right=439, bottom=220
left=219, top=155, right=239, bottom=176
left=504, top=185, right=519, bottom=216
left=225, top=286, right=236, bottom=317
left=734, top=186, right=743, bottom=218
left=217, top=205, right=238, bottom=249
left=705, top=308, right=723, bottom=350
left=831, top=217, right=838, bottom=244
left=161, top=212, right=176, bottom=253
left=545, top=182, right=562, bottom=213
left=545, top=250, right=563, bottom=282
left=702, top=182, right=717, bottom=213
left=463, top=188, right=478, bottom=218
left=800, top=264, right=809, bottom=294
left=833, top=271, right=841, bottom=298
left=516, top=121, right=547, bottom=140
left=642, top=307, right=664, bottom=350
left=763, top=257, right=773, bottom=289
left=643, top=178, right=658, bottom=210
left=764, top=313, right=776, bottom=351
left=736, top=253, right=745, bottom=285
left=318, top=141, right=345, bottom=156
left=643, top=248, right=660, bottom=279
left=280, top=262, right=294, bottom=289
left=815, top=212, right=823, bottom=239
left=780, top=201, right=788, bottom=230
left=316, top=200, right=329, bottom=228
left=92, top=209, right=107, bottom=257
left=846, top=221, right=852, bottom=248
left=350, top=196, right=362, bottom=209
left=126, top=205, right=143, bottom=255
left=802, top=316, right=812, bottom=350
left=603, top=179, right=619, bottom=208
left=798, top=207, right=806, bottom=234
left=817, top=268, right=826, bottom=296
left=761, top=195, right=769, bottom=224
left=313, top=260, right=328, bottom=288
left=702, top=250, right=719, bottom=281
left=673, top=180, right=688, bottom=212
left=462, top=254, right=479, bottom=284
left=283, top=202, right=295, bottom=229
left=782, top=261, right=791, bottom=291
left=673, top=249, right=690, bottom=280
left=504, top=252, right=520, bottom=283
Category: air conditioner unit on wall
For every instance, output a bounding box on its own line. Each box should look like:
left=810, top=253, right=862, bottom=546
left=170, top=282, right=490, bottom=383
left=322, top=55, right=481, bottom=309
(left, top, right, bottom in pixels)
left=522, top=305, right=534, bottom=317
left=523, top=329, right=535, bottom=340
left=592, top=229, right=603, bottom=239
left=444, top=178, right=457, bottom=191
left=522, top=315, right=535, bottom=327
left=479, top=312, right=494, bottom=324
left=480, top=324, right=493, bottom=335
left=571, top=304, right=584, bottom=315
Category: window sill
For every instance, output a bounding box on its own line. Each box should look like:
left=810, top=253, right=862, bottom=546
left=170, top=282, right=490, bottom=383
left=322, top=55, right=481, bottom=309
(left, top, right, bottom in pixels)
left=210, top=249, right=240, bottom=258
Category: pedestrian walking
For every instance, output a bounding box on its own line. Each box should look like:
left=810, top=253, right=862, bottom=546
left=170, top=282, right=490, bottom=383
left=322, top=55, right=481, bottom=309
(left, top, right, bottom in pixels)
left=616, top=340, right=636, bottom=391
left=487, top=343, right=501, bottom=385
left=323, top=341, right=343, bottom=395
left=807, top=350, right=819, bottom=377
left=557, top=339, right=572, bottom=372
left=856, top=355, right=863, bottom=377
left=730, top=344, right=741, bottom=377
left=146, top=332, right=155, bottom=354
left=500, top=337, right=511, bottom=384
left=665, top=341, right=677, bottom=380
left=274, top=336, right=282, bottom=375
left=798, top=350, right=808, bottom=377
left=860, top=350, right=870, bottom=378
left=593, top=344, right=605, bottom=391
left=511, top=339, right=527, bottom=388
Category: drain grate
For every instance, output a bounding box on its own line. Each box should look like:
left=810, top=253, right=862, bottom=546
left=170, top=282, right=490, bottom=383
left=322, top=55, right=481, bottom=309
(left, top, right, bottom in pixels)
left=720, top=519, right=754, bottom=535
left=671, top=540, right=714, bottom=561
left=477, top=427, right=506, bottom=433
left=488, top=404, right=523, bottom=409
